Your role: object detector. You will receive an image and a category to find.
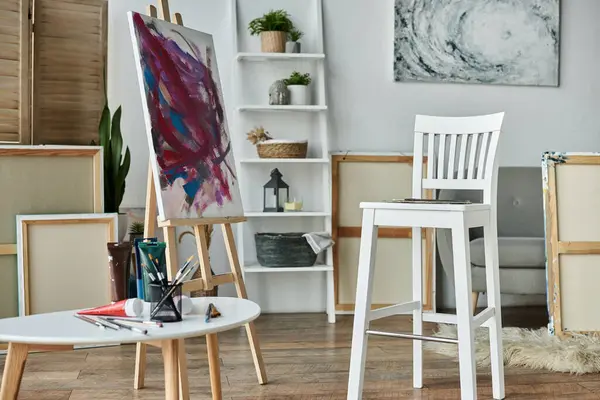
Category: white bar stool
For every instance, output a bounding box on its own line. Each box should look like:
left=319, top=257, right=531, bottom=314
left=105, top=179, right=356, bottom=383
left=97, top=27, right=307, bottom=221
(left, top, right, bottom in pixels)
left=346, top=113, right=506, bottom=400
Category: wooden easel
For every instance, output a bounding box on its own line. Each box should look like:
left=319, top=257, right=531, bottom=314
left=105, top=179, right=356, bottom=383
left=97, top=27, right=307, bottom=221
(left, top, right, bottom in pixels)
left=133, top=2, right=267, bottom=399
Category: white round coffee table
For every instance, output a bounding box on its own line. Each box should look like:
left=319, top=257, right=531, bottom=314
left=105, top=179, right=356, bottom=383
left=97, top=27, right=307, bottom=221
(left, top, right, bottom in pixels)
left=0, top=297, right=260, bottom=400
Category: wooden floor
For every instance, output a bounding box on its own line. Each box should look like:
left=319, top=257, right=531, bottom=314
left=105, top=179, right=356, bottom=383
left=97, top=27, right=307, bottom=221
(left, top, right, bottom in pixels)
left=3, top=307, right=600, bottom=399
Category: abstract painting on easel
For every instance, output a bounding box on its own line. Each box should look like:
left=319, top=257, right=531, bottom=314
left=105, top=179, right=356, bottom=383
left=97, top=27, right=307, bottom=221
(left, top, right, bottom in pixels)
left=128, top=12, right=243, bottom=221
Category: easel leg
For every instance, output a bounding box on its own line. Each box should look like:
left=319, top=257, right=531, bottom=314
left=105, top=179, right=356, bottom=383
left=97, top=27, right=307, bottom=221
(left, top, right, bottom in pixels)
left=221, top=224, right=268, bottom=385
left=134, top=162, right=159, bottom=390
left=0, top=343, right=29, bottom=400
left=163, top=226, right=191, bottom=400
left=206, top=334, right=222, bottom=400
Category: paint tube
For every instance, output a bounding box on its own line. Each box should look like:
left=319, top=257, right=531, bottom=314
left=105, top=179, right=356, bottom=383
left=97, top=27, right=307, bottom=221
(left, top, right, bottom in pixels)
left=78, top=298, right=143, bottom=318
left=133, top=238, right=158, bottom=300
left=107, top=242, right=133, bottom=302
left=173, top=295, right=193, bottom=315
left=137, top=241, right=167, bottom=300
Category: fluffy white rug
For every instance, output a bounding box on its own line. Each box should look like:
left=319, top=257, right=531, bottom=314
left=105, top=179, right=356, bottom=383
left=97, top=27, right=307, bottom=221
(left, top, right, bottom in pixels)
left=425, top=324, right=600, bottom=374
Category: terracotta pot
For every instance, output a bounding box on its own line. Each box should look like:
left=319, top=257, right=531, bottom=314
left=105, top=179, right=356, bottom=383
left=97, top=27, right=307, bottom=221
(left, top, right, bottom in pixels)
left=260, top=31, right=286, bottom=53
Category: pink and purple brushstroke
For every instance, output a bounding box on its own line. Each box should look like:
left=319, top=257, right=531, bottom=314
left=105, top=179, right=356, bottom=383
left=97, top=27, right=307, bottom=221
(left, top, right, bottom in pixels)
left=132, top=13, right=235, bottom=215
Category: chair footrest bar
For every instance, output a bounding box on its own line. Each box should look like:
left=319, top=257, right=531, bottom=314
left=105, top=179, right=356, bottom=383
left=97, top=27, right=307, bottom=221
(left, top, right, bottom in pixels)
left=368, top=301, right=420, bottom=322
left=366, top=330, right=458, bottom=344
left=422, top=312, right=457, bottom=325
left=473, top=307, right=495, bottom=328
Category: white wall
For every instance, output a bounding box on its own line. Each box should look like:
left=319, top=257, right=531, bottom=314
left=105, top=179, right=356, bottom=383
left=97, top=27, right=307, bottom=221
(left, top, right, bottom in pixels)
left=109, top=0, right=600, bottom=310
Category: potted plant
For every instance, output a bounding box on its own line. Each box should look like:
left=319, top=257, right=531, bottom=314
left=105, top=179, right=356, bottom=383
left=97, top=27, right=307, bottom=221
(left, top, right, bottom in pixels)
left=99, top=104, right=131, bottom=241
left=286, top=28, right=303, bottom=53
left=284, top=71, right=312, bottom=105
left=248, top=9, right=293, bottom=53
left=129, top=221, right=145, bottom=242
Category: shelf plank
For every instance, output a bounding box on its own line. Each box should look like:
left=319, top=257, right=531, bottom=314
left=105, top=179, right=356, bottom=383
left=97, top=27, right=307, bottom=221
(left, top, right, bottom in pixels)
left=236, top=52, right=325, bottom=61
left=244, top=212, right=331, bottom=217
left=239, top=158, right=329, bottom=164
left=243, top=264, right=333, bottom=273
left=237, top=105, right=328, bottom=112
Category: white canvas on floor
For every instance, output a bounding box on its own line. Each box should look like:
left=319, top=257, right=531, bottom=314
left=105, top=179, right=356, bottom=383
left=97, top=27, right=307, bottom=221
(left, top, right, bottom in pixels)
left=129, top=12, right=243, bottom=221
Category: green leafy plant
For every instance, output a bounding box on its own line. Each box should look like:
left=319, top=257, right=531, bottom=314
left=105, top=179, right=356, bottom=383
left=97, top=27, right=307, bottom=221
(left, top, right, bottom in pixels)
left=284, top=71, right=311, bottom=86
left=248, top=9, right=293, bottom=36
left=99, top=104, right=131, bottom=214
left=129, top=221, right=145, bottom=235
left=288, top=28, right=303, bottom=42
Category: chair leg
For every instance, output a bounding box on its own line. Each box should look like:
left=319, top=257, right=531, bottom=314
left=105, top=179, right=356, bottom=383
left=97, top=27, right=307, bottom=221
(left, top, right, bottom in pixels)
left=347, top=209, right=379, bottom=400
left=483, top=222, right=505, bottom=399
left=451, top=221, right=477, bottom=400
left=412, top=227, right=423, bottom=389
left=472, top=292, right=479, bottom=315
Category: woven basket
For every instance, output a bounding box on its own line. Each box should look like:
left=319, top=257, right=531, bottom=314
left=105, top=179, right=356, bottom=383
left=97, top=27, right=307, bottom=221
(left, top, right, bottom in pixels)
left=257, top=140, right=308, bottom=159
left=260, top=31, right=286, bottom=53
left=255, top=233, right=317, bottom=268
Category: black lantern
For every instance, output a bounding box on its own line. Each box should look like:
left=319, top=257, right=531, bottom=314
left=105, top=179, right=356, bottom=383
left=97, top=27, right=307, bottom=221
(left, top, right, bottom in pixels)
left=263, top=168, right=289, bottom=212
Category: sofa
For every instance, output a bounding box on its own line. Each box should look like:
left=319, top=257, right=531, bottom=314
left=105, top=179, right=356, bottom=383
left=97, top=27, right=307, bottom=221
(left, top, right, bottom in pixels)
left=436, top=167, right=546, bottom=307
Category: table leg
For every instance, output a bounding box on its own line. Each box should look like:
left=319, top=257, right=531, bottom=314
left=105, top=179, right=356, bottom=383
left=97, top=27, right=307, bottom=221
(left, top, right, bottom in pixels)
left=178, top=339, right=190, bottom=400
left=0, top=343, right=29, bottom=400
left=161, top=339, right=179, bottom=400
left=134, top=342, right=147, bottom=389
left=206, top=334, right=222, bottom=400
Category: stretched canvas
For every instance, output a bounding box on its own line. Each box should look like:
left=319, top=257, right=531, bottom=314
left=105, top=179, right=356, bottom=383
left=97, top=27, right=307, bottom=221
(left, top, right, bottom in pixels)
left=129, top=12, right=243, bottom=221
left=394, top=0, right=560, bottom=86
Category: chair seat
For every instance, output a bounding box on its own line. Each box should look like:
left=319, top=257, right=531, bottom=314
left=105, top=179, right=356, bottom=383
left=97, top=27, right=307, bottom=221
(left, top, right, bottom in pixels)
left=360, top=201, right=491, bottom=212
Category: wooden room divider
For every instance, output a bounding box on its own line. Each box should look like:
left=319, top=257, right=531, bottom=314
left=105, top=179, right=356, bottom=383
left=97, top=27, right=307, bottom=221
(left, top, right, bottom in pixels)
left=0, top=0, right=108, bottom=145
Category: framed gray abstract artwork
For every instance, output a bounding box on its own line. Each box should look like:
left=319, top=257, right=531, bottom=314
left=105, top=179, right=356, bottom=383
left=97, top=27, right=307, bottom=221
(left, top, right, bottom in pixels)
left=394, top=0, right=560, bottom=86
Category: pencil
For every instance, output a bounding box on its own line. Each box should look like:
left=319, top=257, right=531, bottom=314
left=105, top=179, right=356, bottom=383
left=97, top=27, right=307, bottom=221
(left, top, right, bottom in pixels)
left=100, top=317, right=148, bottom=335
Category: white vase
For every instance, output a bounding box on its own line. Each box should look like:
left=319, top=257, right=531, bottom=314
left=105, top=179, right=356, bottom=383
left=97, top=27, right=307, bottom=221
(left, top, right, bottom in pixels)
left=117, top=213, right=128, bottom=242
left=287, top=85, right=310, bottom=105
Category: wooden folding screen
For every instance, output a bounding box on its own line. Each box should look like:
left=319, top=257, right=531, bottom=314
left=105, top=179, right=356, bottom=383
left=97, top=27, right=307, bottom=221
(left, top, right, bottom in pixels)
left=32, top=0, right=107, bottom=144
left=332, top=154, right=434, bottom=312
left=543, top=152, right=600, bottom=337
left=0, top=0, right=107, bottom=145
left=0, top=0, right=31, bottom=144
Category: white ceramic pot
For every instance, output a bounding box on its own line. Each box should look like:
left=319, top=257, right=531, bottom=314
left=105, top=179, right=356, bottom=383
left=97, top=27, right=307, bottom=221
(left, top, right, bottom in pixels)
left=285, top=41, right=301, bottom=53
left=117, top=213, right=128, bottom=242
left=287, top=85, right=310, bottom=105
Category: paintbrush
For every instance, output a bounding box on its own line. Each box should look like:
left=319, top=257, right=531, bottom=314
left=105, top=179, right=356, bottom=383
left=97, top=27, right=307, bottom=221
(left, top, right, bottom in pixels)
left=173, top=255, right=195, bottom=283
left=148, top=254, right=168, bottom=288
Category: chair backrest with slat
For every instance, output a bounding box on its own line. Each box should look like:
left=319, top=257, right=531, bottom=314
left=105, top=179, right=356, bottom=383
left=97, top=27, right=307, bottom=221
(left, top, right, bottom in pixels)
left=411, top=113, right=504, bottom=206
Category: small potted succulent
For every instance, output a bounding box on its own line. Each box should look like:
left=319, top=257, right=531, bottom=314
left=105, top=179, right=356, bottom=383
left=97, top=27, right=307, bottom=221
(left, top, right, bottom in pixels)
left=128, top=221, right=145, bottom=242
left=286, top=28, right=304, bottom=53
left=284, top=71, right=312, bottom=105
left=248, top=9, right=293, bottom=53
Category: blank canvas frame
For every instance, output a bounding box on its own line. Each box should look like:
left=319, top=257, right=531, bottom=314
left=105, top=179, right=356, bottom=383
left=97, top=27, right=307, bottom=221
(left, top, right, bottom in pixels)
left=17, top=214, right=117, bottom=316
left=332, top=154, right=434, bottom=312
left=543, top=152, right=600, bottom=336
left=0, top=146, right=103, bottom=320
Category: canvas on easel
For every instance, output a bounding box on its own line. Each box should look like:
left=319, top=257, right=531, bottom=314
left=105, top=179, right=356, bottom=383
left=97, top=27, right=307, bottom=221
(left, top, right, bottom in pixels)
left=129, top=11, right=243, bottom=221
left=127, top=4, right=266, bottom=399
